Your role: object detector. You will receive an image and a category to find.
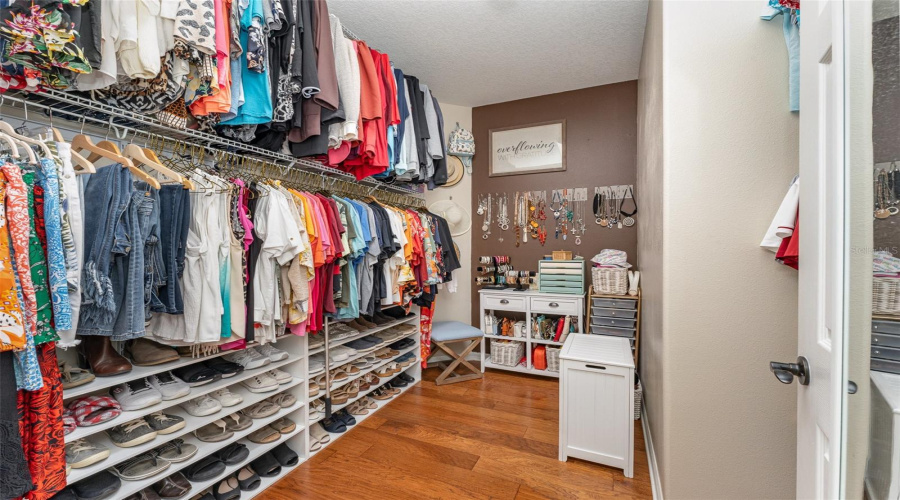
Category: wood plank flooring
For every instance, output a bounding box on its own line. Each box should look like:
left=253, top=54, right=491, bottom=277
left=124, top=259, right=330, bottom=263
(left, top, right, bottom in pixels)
left=261, top=368, right=652, bottom=499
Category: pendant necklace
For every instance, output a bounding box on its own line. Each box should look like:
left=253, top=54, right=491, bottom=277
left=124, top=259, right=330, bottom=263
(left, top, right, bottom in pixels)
left=550, top=189, right=563, bottom=218
left=593, top=190, right=605, bottom=225
left=482, top=192, right=493, bottom=238
left=877, top=170, right=891, bottom=219
left=606, top=191, right=618, bottom=229
left=619, top=185, right=638, bottom=227
left=514, top=192, right=521, bottom=247
left=572, top=196, right=586, bottom=245
left=476, top=193, right=486, bottom=215
left=497, top=193, right=509, bottom=242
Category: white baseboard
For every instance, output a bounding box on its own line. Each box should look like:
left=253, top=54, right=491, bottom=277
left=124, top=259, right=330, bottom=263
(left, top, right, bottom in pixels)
left=642, top=405, right=663, bottom=500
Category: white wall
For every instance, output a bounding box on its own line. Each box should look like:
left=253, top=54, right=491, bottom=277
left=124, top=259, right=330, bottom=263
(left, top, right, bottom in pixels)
left=638, top=1, right=800, bottom=497
left=425, top=103, right=473, bottom=323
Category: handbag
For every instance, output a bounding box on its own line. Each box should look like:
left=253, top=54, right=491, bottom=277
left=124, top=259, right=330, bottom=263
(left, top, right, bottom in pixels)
left=533, top=346, right=547, bottom=371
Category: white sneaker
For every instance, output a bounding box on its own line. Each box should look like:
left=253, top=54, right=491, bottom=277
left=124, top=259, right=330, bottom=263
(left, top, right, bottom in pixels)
left=147, top=372, right=191, bottom=401
left=224, top=349, right=270, bottom=370
left=209, top=388, right=243, bottom=407
left=254, top=344, right=289, bottom=362
left=329, top=345, right=357, bottom=363
left=265, top=368, right=292, bottom=385
left=241, top=373, right=279, bottom=393
left=111, top=379, right=163, bottom=411
left=309, top=355, right=325, bottom=375
left=180, top=395, right=222, bottom=417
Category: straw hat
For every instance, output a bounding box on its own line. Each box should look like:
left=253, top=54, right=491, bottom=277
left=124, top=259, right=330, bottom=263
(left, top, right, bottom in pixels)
left=442, top=156, right=464, bottom=188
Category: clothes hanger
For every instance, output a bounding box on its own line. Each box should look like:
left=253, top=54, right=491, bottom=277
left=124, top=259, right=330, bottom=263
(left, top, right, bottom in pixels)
left=0, top=132, right=22, bottom=160
left=0, top=131, right=36, bottom=164
left=125, top=142, right=194, bottom=190
left=0, top=120, right=51, bottom=160
left=81, top=135, right=162, bottom=189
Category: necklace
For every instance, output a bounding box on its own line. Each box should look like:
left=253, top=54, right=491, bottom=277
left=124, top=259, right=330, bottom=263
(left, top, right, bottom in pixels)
left=571, top=195, right=586, bottom=245
left=877, top=170, right=892, bottom=219
left=549, top=190, right=563, bottom=218
left=620, top=185, right=638, bottom=227
left=482, top=192, right=493, bottom=238
left=497, top=193, right=509, bottom=242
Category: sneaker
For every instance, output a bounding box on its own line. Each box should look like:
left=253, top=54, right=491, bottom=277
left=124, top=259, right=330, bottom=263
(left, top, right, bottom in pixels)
left=241, top=373, right=279, bottom=393
left=107, top=419, right=159, bottom=448
left=147, top=372, right=191, bottom=401
left=265, top=368, right=292, bottom=385
left=209, top=387, right=243, bottom=407
left=144, top=412, right=186, bottom=435
left=65, top=439, right=111, bottom=469
left=254, top=344, right=288, bottom=362
left=180, top=395, right=222, bottom=417
left=111, top=379, right=163, bottom=411
left=224, top=349, right=270, bottom=370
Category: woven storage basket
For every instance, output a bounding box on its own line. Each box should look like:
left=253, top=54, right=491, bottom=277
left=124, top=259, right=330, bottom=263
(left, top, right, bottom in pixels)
left=874, top=277, right=900, bottom=315
left=490, top=340, right=525, bottom=367
left=592, top=267, right=629, bottom=295
left=634, top=380, right=643, bottom=420
left=547, top=347, right=561, bottom=372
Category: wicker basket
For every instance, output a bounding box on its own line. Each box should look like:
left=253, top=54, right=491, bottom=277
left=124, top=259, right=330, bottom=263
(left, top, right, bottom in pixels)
left=552, top=250, right=573, bottom=260
left=490, top=340, right=525, bottom=367
left=634, top=380, right=643, bottom=420
left=547, top=347, right=561, bottom=372
left=592, top=267, right=629, bottom=295
left=874, top=277, right=900, bottom=315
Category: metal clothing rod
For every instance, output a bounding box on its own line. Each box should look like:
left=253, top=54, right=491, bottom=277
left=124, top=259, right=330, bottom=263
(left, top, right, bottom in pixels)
left=0, top=90, right=423, bottom=197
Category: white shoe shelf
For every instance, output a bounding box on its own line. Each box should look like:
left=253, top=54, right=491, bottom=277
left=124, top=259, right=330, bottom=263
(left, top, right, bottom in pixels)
left=60, top=306, right=423, bottom=498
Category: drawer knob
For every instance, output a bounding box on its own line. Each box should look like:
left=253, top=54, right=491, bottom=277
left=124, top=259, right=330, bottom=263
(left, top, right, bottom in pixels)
left=500, top=299, right=509, bottom=304
left=585, top=364, right=607, bottom=370
left=549, top=302, right=559, bottom=307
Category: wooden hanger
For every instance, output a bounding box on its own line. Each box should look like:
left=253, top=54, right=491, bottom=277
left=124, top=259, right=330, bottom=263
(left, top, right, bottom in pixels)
left=73, top=135, right=161, bottom=189
left=45, top=126, right=96, bottom=173
left=143, top=147, right=194, bottom=190
left=124, top=143, right=194, bottom=190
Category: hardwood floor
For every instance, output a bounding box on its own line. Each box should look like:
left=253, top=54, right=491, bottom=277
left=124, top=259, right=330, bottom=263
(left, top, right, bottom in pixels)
left=262, top=368, right=653, bottom=499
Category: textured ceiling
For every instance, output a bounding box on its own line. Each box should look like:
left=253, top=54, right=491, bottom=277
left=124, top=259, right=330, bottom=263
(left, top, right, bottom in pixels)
left=327, top=0, right=649, bottom=107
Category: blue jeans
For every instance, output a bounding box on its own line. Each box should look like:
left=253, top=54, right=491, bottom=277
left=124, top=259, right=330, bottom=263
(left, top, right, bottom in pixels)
left=78, top=164, right=133, bottom=336
left=152, top=185, right=190, bottom=314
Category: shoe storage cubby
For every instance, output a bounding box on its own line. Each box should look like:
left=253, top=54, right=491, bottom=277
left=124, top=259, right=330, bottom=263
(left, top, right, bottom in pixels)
left=60, top=305, right=423, bottom=498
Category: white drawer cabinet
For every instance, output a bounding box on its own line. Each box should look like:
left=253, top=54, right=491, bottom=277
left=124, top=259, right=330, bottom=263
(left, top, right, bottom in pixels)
left=559, top=334, right=634, bottom=477
left=479, top=289, right=585, bottom=377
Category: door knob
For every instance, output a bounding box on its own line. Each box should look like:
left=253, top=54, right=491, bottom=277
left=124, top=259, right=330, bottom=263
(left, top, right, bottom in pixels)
left=770, top=356, right=810, bottom=385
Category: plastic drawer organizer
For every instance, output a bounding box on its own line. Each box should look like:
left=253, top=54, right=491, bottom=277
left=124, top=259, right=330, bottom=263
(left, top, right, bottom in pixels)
left=586, top=286, right=642, bottom=367
left=58, top=309, right=422, bottom=498
left=538, top=260, right=585, bottom=295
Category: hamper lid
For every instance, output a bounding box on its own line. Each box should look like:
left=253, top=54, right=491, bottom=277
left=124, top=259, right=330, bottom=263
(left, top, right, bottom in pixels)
left=559, top=334, right=634, bottom=368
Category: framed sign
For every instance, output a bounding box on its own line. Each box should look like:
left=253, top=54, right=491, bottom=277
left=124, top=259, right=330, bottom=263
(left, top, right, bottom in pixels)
left=489, top=120, right=566, bottom=177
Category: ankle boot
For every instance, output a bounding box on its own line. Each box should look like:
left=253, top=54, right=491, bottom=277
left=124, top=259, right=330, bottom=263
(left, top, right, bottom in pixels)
left=371, top=311, right=392, bottom=325
left=346, top=319, right=368, bottom=332
left=357, top=316, right=378, bottom=329
left=80, top=335, right=133, bottom=377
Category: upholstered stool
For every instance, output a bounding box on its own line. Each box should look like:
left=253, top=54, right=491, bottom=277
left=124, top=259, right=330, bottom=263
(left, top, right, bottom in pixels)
left=429, top=321, right=484, bottom=385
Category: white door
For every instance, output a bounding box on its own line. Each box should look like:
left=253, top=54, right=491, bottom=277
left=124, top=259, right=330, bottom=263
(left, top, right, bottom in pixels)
left=795, top=0, right=846, bottom=497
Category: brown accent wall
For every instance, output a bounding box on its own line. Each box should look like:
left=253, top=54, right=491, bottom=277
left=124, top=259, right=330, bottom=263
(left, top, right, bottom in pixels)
left=470, top=82, right=638, bottom=324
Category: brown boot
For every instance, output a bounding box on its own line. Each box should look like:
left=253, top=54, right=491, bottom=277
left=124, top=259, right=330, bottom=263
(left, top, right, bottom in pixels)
left=80, top=335, right=132, bottom=377
left=346, top=319, right=368, bottom=332
left=356, top=316, right=377, bottom=329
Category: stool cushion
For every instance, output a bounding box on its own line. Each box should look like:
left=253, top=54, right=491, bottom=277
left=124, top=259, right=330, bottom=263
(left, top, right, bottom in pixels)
left=431, top=321, right=483, bottom=342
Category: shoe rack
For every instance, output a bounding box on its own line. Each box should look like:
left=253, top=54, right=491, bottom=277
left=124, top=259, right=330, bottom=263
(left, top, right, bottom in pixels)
left=57, top=306, right=422, bottom=498
left=307, top=307, right=422, bottom=456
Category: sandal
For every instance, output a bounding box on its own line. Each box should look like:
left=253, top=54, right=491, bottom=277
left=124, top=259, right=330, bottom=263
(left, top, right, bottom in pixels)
left=309, top=422, right=331, bottom=444
left=331, top=370, right=349, bottom=381
left=268, top=393, right=297, bottom=408
left=375, top=366, right=394, bottom=378
left=236, top=466, right=260, bottom=491
left=242, top=401, right=280, bottom=419
left=362, top=397, right=378, bottom=410
left=222, top=413, right=252, bottom=432
left=247, top=425, right=281, bottom=444
left=347, top=402, right=368, bottom=416
left=321, top=417, right=347, bottom=434
left=344, top=365, right=360, bottom=375
left=269, top=417, right=296, bottom=434
left=372, top=388, right=392, bottom=401
left=345, top=381, right=360, bottom=398
left=308, top=381, right=320, bottom=397
left=383, top=383, right=401, bottom=396
left=309, top=437, right=322, bottom=452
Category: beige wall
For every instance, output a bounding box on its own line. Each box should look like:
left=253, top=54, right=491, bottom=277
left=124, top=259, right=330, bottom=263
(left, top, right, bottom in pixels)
left=846, top=2, right=874, bottom=496
left=425, top=103, right=473, bottom=323
left=638, top=1, right=800, bottom=497
left=635, top=0, right=666, bottom=490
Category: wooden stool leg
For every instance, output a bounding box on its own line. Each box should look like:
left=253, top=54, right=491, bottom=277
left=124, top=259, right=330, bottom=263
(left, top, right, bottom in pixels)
left=434, top=337, right=483, bottom=386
